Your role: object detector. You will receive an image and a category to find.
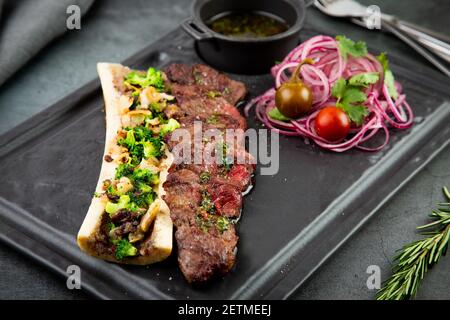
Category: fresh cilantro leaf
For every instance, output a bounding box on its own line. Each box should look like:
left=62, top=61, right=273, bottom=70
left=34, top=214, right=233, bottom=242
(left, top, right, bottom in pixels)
left=331, top=77, right=369, bottom=126
left=376, top=52, right=399, bottom=99
left=336, top=35, right=368, bottom=60
left=337, top=104, right=369, bottom=126
left=268, top=107, right=292, bottom=122
left=384, top=69, right=398, bottom=99
left=343, top=88, right=367, bottom=104
left=348, top=72, right=379, bottom=87
left=376, top=52, right=389, bottom=70
left=331, top=78, right=347, bottom=99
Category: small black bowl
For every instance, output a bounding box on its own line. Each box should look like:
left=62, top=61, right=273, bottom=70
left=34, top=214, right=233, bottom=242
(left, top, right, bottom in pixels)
left=182, top=0, right=308, bottom=74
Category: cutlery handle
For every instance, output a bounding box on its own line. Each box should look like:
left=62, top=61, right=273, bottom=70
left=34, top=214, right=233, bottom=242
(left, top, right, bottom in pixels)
left=381, top=19, right=450, bottom=78
left=384, top=17, right=450, bottom=63
left=382, top=15, right=450, bottom=43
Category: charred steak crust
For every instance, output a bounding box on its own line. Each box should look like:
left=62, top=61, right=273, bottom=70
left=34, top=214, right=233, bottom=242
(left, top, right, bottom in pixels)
left=163, top=64, right=253, bottom=283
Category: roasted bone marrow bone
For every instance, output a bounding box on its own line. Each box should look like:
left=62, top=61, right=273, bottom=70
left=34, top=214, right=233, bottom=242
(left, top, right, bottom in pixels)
left=77, top=63, right=178, bottom=264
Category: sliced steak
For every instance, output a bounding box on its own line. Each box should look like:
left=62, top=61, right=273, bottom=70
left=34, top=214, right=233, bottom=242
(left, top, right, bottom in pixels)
left=165, top=64, right=247, bottom=105
left=165, top=93, right=246, bottom=129
left=162, top=64, right=252, bottom=283
left=175, top=224, right=238, bottom=283
left=207, top=183, right=242, bottom=219
left=163, top=169, right=202, bottom=227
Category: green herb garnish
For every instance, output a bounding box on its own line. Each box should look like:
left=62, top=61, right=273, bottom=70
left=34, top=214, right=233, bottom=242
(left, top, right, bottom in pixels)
left=268, top=107, right=292, bottom=122
left=207, top=91, right=222, bottom=98
left=348, top=72, right=379, bottom=87
left=377, top=52, right=399, bottom=99
left=199, top=171, right=211, bottom=184
left=216, top=142, right=233, bottom=172
left=216, top=216, right=231, bottom=233
left=200, top=191, right=216, bottom=214
left=331, top=77, right=369, bottom=126
left=336, top=35, right=368, bottom=60
left=377, top=187, right=450, bottom=300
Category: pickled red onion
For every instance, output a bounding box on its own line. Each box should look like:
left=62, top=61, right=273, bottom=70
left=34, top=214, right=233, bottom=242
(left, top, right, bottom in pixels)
left=244, top=35, right=413, bottom=152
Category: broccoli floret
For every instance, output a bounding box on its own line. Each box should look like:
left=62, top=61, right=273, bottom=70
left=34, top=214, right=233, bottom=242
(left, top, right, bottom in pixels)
left=117, top=130, right=135, bottom=149
left=143, top=138, right=163, bottom=159
left=124, top=67, right=165, bottom=91
left=115, top=239, right=138, bottom=260
left=129, top=189, right=155, bottom=208
left=115, top=163, right=135, bottom=179
left=105, top=195, right=130, bottom=215
left=131, top=168, right=159, bottom=185
left=136, top=181, right=153, bottom=193
left=149, top=102, right=166, bottom=113
left=160, top=118, right=180, bottom=137
left=133, top=126, right=153, bottom=141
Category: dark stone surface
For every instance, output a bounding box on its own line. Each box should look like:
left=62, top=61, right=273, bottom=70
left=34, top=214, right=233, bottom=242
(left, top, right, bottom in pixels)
left=0, top=0, right=448, bottom=299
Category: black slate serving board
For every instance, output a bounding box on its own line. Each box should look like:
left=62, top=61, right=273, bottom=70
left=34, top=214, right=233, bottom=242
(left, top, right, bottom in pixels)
left=0, top=27, right=449, bottom=299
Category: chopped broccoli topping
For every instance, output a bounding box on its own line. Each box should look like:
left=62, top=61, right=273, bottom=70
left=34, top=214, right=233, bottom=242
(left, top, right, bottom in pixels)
left=132, top=126, right=153, bottom=141
left=131, top=168, right=159, bottom=186
left=115, top=163, right=135, bottom=180
left=143, top=138, right=163, bottom=158
left=160, top=118, right=180, bottom=136
left=128, top=189, right=155, bottom=208
left=124, top=67, right=165, bottom=91
left=118, top=126, right=163, bottom=163
left=115, top=239, right=138, bottom=260
left=105, top=195, right=130, bottom=215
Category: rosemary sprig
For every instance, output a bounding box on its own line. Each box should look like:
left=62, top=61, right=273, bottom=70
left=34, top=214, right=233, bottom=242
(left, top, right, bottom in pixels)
left=376, top=186, right=450, bottom=300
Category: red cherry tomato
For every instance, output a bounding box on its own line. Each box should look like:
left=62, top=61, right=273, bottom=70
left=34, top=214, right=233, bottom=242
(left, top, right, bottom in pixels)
left=314, top=106, right=350, bottom=142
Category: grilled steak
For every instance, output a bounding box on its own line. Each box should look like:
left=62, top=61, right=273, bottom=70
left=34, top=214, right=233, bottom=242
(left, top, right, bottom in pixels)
left=165, top=63, right=247, bottom=105
left=162, top=63, right=254, bottom=282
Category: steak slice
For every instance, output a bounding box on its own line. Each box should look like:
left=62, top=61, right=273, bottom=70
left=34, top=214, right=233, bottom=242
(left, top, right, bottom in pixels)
left=176, top=224, right=238, bottom=283
left=165, top=63, right=247, bottom=105
left=165, top=92, right=247, bottom=129
left=163, top=168, right=202, bottom=227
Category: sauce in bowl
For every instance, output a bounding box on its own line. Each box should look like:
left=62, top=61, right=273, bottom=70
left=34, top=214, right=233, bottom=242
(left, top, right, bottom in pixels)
left=207, top=11, right=289, bottom=38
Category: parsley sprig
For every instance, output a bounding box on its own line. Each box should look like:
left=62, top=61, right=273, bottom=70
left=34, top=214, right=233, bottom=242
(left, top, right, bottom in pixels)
left=331, top=73, right=379, bottom=126
left=376, top=52, right=399, bottom=99
left=336, top=35, right=368, bottom=60
left=376, top=187, right=450, bottom=300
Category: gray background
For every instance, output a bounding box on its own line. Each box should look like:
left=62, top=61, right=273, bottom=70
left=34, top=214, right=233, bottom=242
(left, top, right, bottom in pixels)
left=0, top=0, right=449, bottom=299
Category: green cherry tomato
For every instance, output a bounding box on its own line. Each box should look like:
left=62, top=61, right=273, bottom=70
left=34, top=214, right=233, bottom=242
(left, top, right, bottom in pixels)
left=275, top=58, right=314, bottom=118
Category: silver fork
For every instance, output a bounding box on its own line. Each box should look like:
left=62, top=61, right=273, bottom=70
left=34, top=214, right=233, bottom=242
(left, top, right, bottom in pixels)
left=314, top=0, right=450, bottom=77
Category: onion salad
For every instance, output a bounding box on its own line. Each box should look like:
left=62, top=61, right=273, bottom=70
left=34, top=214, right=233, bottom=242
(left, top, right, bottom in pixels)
left=244, top=35, right=414, bottom=152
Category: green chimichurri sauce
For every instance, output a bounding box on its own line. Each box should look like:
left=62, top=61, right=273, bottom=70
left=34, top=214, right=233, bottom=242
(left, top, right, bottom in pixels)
left=207, top=11, right=289, bottom=38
